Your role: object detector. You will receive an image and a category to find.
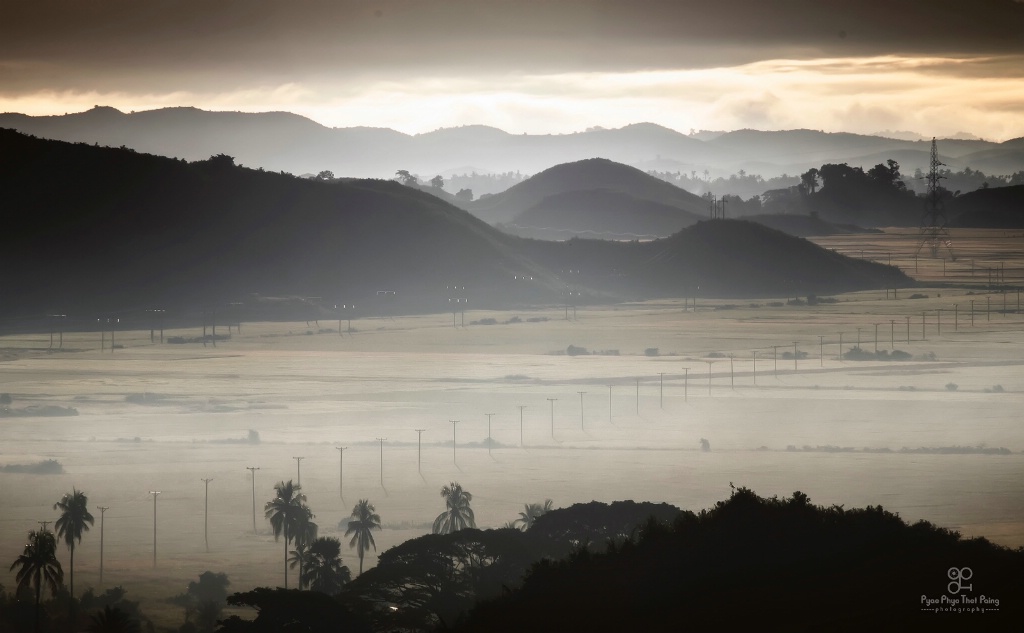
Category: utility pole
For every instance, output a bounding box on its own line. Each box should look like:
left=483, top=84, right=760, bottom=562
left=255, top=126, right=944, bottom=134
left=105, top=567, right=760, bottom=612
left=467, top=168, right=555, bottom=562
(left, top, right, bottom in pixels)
left=905, top=316, right=910, bottom=342
left=517, top=405, right=526, bottom=447
left=201, top=478, right=213, bottom=553
left=683, top=368, right=689, bottom=401
left=856, top=327, right=862, bottom=349
left=149, top=491, right=161, bottom=568
left=246, top=467, right=260, bottom=534
left=706, top=361, right=715, bottom=395
left=954, top=304, right=958, bottom=331
left=838, top=332, right=844, bottom=362
left=937, top=309, right=942, bottom=336
left=890, top=320, right=895, bottom=349
left=450, top=420, right=459, bottom=464
left=335, top=447, right=347, bottom=500
left=873, top=324, right=879, bottom=354
left=97, top=506, right=108, bottom=585
left=971, top=299, right=975, bottom=326
left=608, top=385, right=612, bottom=423
left=547, top=398, right=557, bottom=439
left=577, top=392, right=586, bottom=430
left=792, top=342, right=798, bottom=371
left=658, top=373, right=665, bottom=407
left=37, top=521, right=51, bottom=532
left=485, top=414, right=494, bottom=455
left=729, top=356, right=735, bottom=389
left=413, top=430, right=425, bottom=472
left=751, top=352, right=756, bottom=386
left=772, top=346, right=778, bottom=374
left=376, top=438, right=386, bottom=487
left=818, top=336, right=824, bottom=367
left=292, top=456, right=304, bottom=488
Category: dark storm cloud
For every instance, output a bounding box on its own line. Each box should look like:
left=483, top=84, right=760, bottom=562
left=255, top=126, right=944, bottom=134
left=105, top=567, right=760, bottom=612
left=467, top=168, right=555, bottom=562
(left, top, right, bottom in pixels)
left=2, top=0, right=1023, bottom=95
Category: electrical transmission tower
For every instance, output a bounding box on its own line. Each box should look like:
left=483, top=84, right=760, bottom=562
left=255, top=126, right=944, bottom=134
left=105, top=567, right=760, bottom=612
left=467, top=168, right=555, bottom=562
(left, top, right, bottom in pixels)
left=916, top=138, right=955, bottom=260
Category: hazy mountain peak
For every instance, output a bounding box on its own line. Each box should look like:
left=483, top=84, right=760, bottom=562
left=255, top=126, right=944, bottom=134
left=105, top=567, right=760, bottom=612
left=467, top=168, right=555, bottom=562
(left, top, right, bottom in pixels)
left=470, top=157, right=707, bottom=224
left=86, top=105, right=124, bottom=114
left=617, top=122, right=682, bottom=134
left=416, top=124, right=511, bottom=140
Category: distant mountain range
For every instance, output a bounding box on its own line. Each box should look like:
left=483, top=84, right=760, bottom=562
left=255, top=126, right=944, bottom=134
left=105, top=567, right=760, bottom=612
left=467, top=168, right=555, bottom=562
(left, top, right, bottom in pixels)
left=0, top=129, right=907, bottom=320
left=2, top=106, right=1022, bottom=185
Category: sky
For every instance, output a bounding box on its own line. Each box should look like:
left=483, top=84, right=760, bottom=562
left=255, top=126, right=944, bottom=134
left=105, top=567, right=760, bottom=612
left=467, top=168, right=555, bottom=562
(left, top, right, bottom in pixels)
left=2, top=0, right=1023, bottom=140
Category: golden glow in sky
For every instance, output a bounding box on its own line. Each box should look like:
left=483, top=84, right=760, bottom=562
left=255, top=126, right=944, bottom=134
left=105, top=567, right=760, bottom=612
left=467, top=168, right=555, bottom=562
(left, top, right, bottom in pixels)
left=1, top=1, right=1022, bottom=140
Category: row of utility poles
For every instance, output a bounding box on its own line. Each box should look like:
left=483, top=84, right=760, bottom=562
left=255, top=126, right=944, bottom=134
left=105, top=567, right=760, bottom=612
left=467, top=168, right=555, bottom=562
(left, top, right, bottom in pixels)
left=85, top=292, right=1016, bottom=575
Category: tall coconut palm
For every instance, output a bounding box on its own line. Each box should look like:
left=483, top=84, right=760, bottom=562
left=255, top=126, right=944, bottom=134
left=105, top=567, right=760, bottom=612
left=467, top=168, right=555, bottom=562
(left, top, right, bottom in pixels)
left=301, top=536, right=351, bottom=594
left=10, top=529, right=64, bottom=633
left=53, top=488, right=94, bottom=599
left=345, top=499, right=381, bottom=575
left=432, top=481, right=475, bottom=535
left=287, top=506, right=318, bottom=589
left=514, top=499, right=554, bottom=531
left=264, top=480, right=307, bottom=589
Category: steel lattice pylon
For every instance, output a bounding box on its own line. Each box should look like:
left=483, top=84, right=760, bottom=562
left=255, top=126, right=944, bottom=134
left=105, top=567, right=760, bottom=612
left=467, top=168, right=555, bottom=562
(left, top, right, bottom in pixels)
left=916, top=137, right=955, bottom=260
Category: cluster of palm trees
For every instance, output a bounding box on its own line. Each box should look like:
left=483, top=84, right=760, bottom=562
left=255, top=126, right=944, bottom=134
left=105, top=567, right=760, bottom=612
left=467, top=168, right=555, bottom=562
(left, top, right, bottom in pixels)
left=9, top=480, right=537, bottom=631
left=9, top=488, right=94, bottom=633
left=264, top=480, right=384, bottom=590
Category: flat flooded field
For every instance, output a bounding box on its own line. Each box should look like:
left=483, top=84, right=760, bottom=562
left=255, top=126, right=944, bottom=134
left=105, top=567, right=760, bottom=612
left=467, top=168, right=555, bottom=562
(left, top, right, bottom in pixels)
left=2, top=250, right=1024, bottom=628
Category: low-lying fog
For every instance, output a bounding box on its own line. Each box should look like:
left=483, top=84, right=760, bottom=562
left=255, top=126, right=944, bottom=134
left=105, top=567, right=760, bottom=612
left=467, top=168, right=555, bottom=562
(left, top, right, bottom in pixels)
left=2, top=294, right=1022, bottom=624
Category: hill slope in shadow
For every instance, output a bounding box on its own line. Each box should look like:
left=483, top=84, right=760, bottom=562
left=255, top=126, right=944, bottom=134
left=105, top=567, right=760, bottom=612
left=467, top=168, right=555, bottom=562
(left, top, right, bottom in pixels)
left=0, top=130, right=909, bottom=319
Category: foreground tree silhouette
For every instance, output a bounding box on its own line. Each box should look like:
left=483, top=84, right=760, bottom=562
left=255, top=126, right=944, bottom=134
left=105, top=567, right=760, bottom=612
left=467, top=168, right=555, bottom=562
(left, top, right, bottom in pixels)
left=10, top=529, right=64, bottom=633
left=301, top=537, right=351, bottom=594
left=86, top=604, right=141, bottom=633
left=53, top=488, right=94, bottom=599
left=514, top=499, right=554, bottom=531
left=432, top=482, right=475, bottom=535
left=345, top=499, right=381, bottom=575
left=218, top=588, right=370, bottom=632
left=264, top=480, right=307, bottom=589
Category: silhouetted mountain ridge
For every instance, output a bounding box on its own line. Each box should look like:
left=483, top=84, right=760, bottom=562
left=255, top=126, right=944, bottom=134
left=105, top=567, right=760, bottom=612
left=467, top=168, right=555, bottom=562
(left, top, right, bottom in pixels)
left=3, top=106, right=1022, bottom=182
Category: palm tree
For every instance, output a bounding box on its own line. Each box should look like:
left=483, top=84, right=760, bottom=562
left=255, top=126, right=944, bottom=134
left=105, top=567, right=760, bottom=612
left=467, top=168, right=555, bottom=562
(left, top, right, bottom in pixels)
left=514, top=499, right=554, bottom=531
left=301, top=537, right=351, bottom=594
left=432, top=481, right=475, bottom=535
left=53, top=488, right=94, bottom=599
left=264, top=480, right=308, bottom=589
left=287, top=506, right=318, bottom=589
left=345, top=499, right=381, bottom=575
left=86, top=605, right=141, bottom=633
left=9, top=529, right=64, bottom=633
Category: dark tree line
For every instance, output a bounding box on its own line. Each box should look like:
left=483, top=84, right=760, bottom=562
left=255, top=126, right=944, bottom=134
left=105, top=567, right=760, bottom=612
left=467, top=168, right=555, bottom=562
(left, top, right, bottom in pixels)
left=455, top=487, right=1024, bottom=633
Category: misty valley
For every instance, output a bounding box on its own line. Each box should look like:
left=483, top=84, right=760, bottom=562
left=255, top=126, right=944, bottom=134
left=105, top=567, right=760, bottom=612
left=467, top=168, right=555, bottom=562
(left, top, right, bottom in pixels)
left=2, top=284, right=1023, bottom=631
left=2, top=128, right=1023, bottom=631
